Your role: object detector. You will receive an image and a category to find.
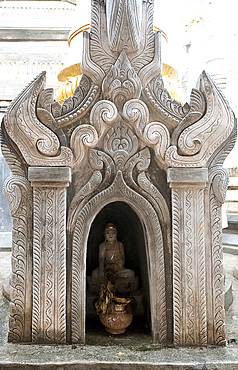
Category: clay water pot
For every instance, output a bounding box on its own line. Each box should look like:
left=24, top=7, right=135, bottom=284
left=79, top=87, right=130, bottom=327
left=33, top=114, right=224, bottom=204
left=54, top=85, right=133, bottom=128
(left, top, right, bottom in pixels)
left=99, top=303, right=133, bottom=334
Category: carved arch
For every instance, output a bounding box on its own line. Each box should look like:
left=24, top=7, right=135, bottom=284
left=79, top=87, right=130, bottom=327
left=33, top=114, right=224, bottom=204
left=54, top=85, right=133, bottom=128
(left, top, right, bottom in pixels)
left=70, top=171, right=167, bottom=344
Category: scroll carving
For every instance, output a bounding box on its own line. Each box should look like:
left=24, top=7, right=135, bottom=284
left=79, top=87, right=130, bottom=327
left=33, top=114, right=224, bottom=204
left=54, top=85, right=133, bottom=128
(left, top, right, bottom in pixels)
left=70, top=125, right=99, bottom=169
left=171, top=88, right=206, bottom=146
left=70, top=100, right=119, bottom=169
left=165, top=72, right=235, bottom=167
left=4, top=72, right=73, bottom=166
left=123, top=99, right=170, bottom=164
left=90, top=100, right=119, bottom=136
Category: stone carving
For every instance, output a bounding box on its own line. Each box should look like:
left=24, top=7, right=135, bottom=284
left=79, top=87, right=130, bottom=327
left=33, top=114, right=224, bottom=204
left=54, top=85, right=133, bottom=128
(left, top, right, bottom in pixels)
left=1, top=124, right=33, bottom=343
left=67, top=149, right=116, bottom=232
left=137, top=31, right=162, bottom=88
left=104, top=121, right=138, bottom=170
left=102, top=51, right=142, bottom=110
left=89, top=0, right=116, bottom=75
left=4, top=72, right=73, bottom=166
left=2, top=0, right=236, bottom=347
left=168, top=168, right=208, bottom=346
left=123, top=99, right=170, bottom=166
left=71, top=171, right=167, bottom=344
left=69, top=99, right=119, bottom=169
left=130, top=0, right=155, bottom=74
left=206, top=170, right=226, bottom=345
left=90, top=100, right=119, bottom=136
left=165, top=72, right=234, bottom=167
left=70, top=124, right=99, bottom=169
left=32, top=186, right=66, bottom=344
left=106, top=0, right=142, bottom=53
left=143, top=73, right=189, bottom=129
left=204, top=127, right=237, bottom=345
left=3, top=176, right=33, bottom=343
left=171, top=88, right=206, bottom=146
left=29, top=167, right=71, bottom=344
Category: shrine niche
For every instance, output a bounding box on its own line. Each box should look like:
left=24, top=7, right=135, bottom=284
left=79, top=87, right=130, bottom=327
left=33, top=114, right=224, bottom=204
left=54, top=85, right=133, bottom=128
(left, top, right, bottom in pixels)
left=1, top=0, right=236, bottom=347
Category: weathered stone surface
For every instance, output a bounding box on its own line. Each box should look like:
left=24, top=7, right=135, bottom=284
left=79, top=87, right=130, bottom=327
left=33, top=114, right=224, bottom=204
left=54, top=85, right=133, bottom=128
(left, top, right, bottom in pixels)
left=1, top=0, right=236, bottom=346
left=29, top=167, right=71, bottom=344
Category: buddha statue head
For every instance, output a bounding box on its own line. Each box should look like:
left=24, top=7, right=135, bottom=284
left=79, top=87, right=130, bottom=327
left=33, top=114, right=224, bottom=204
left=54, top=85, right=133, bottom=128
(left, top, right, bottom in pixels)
left=104, top=223, right=117, bottom=243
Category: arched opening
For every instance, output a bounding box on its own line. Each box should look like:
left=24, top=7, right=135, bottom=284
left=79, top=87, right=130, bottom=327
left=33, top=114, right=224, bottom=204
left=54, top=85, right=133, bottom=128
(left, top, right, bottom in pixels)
left=70, top=171, right=167, bottom=344
left=86, top=201, right=151, bottom=335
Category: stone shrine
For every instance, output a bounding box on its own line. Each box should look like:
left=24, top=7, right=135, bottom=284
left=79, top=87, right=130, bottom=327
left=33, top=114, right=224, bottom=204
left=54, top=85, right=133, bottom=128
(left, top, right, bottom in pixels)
left=1, top=0, right=237, bottom=347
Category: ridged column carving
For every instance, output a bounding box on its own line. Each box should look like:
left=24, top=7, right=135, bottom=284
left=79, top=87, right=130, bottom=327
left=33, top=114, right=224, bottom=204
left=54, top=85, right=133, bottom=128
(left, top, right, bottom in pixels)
left=28, top=167, right=71, bottom=344
left=168, top=168, right=208, bottom=346
left=3, top=175, right=33, bottom=342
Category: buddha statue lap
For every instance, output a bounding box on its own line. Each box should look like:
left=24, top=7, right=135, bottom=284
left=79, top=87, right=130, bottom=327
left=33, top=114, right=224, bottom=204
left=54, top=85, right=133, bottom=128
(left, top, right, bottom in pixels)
left=87, top=223, right=138, bottom=293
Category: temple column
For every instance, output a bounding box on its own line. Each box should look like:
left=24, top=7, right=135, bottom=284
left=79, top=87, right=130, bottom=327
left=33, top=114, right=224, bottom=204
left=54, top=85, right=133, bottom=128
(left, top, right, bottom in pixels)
left=28, top=167, right=71, bottom=344
left=167, top=168, right=208, bottom=346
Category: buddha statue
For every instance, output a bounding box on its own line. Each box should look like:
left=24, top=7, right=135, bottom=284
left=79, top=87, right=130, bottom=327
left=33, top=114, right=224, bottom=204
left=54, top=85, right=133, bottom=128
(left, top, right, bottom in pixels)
left=88, top=223, right=138, bottom=293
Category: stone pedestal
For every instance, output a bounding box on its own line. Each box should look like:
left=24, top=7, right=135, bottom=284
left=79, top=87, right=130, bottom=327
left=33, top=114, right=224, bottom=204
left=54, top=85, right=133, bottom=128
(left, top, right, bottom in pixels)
left=28, top=167, right=71, bottom=344
left=168, top=168, right=208, bottom=346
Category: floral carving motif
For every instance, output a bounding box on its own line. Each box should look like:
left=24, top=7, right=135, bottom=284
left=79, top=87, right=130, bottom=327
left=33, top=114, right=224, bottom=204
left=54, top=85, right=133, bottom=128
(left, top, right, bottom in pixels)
left=104, top=121, right=138, bottom=169
left=102, top=51, right=142, bottom=111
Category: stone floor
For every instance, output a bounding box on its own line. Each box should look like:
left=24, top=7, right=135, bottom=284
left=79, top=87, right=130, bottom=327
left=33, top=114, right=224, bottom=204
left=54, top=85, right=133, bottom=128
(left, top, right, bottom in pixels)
left=0, top=251, right=237, bottom=369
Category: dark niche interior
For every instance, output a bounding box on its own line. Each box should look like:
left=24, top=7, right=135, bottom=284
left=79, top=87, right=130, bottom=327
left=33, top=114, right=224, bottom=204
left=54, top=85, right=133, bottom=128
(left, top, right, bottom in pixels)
left=86, top=201, right=151, bottom=335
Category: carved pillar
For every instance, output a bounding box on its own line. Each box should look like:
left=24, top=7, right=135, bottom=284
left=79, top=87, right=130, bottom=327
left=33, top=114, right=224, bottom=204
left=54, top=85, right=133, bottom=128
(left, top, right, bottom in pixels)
left=204, top=167, right=227, bottom=345
left=3, top=175, right=33, bottom=343
left=28, top=167, right=71, bottom=344
left=167, top=168, right=208, bottom=346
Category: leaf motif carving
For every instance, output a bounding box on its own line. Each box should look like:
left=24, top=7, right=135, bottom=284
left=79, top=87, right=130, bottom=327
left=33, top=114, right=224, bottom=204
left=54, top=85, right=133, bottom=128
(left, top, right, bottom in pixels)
left=165, top=72, right=235, bottom=167
left=106, top=0, right=142, bottom=53
left=143, top=74, right=188, bottom=129
left=89, top=0, right=116, bottom=74
left=4, top=72, right=73, bottom=166
left=102, top=51, right=142, bottom=110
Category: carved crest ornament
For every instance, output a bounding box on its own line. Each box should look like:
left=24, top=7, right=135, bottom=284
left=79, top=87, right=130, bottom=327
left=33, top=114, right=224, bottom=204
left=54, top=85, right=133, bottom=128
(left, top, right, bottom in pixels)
left=1, top=0, right=236, bottom=346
